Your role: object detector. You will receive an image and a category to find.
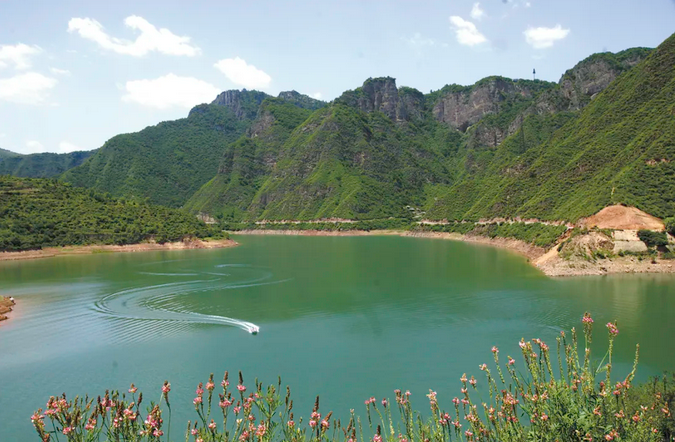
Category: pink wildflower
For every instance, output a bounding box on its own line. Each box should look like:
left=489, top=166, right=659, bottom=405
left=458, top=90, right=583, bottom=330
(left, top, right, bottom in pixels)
left=237, top=385, right=246, bottom=392
left=606, top=322, right=619, bottom=336
left=491, top=346, right=499, bottom=354
left=129, top=384, right=138, bottom=393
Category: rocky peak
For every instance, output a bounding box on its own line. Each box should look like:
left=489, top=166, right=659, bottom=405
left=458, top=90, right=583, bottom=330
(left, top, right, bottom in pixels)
left=277, top=91, right=325, bottom=110
left=431, top=77, right=547, bottom=132
left=337, top=77, right=424, bottom=122
left=211, top=89, right=270, bottom=120
left=557, top=47, right=652, bottom=110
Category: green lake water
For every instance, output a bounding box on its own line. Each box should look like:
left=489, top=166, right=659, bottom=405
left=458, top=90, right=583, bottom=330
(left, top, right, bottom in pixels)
left=1, top=235, right=674, bottom=440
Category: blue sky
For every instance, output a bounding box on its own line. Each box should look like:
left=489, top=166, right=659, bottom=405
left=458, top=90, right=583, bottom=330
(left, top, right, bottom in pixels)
left=0, top=0, right=673, bottom=154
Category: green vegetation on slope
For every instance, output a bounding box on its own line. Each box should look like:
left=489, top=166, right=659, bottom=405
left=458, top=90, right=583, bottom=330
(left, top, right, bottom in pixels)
left=0, top=148, right=21, bottom=160
left=0, top=176, right=222, bottom=252
left=61, top=104, right=250, bottom=207
left=425, top=34, right=675, bottom=222
left=186, top=39, right=664, bottom=224
left=0, top=150, right=94, bottom=178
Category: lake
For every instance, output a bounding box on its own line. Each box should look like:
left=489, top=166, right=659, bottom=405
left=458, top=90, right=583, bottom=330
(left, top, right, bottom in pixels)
left=1, top=235, right=674, bottom=440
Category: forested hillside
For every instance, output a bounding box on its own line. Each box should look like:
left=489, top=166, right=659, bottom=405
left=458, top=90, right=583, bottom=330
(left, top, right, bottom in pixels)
left=0, top=150, right=94, bottom=178
left=0, top=176, right=221, bottom=252
left=60, top=104, right=250, bottom=207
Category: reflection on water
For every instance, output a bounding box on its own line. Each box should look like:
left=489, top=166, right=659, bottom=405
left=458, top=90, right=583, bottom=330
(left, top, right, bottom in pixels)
left=1, top=235, right=674, bottom=440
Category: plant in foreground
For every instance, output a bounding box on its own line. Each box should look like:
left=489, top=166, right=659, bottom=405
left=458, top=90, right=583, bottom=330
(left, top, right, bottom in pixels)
left=32, top=314, right=674, bottom=441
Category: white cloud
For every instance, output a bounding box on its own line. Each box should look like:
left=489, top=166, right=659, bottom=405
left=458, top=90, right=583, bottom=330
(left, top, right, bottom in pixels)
left=68, top=16, right=200, bottom=57
left=0, top=72, right=58, bottom=105
left=311, top=92, right=322, bottom=100
left=524, top=25, right=570, bottom=49
left=402, top=33, right=436, bottom=51
left=449, top=16, right=488, bottom=46
left=0, top=43, right=41, bottom=69
left=470, top=3, right=485, bottom=20
left=50, top=67, right=71, bottom=75
left=59, top=141, right=83, bottom=152
left=121, top=73, right=220, bottom=109
left=214, top=57, right=271, bottom=89
left=25, top=140, right=44, bottom=153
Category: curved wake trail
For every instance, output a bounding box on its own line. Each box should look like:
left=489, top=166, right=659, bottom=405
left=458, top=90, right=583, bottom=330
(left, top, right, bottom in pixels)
left=92, top=266, right=290, bottom=335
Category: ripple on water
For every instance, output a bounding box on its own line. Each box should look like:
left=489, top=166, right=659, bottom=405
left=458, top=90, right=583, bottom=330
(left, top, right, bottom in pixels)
left=90, top=264, right=291, bottom=337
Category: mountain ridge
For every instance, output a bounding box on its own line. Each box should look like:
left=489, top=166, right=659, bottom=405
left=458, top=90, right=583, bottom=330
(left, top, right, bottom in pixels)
left=3, top=40, right=668, bottom=226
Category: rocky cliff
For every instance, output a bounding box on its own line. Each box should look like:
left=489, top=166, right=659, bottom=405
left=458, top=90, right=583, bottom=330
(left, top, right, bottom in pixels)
left=211, top=90, right=269, bottom=120
left=336, top=77, right=425, bottom=122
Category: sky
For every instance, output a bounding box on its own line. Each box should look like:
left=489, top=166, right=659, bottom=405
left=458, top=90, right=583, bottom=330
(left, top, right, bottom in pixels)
left=0, top=0, right=673, bottom=154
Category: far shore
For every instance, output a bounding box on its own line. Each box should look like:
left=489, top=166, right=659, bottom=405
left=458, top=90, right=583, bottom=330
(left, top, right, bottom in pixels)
left=233, top=229, right=675, bottom=277
left=0, top=238, right=238, bottom=262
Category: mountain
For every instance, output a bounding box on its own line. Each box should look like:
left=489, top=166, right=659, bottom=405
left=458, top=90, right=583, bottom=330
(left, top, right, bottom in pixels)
left=61, top=103, right=250, bottom=207
left=185, top=40, right=663, bottom=222
left=424, top=36, right=674, bottom=221
left=39, top=35, right=671, bottom=224
left=0, top=150, right=94, bottom=178
left=0, top=176, right=221, bottom=252
left=60, top=91, right=326, bottom=208
left=0, top=148, right=21, bottom=160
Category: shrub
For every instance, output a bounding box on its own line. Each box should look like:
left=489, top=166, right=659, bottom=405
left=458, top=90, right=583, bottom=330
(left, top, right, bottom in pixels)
left=638, top=230, right=669, bottom=248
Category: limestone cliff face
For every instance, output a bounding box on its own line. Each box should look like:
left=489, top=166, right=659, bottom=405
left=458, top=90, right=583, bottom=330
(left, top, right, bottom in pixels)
left=337, top=77, right=424, bottom=122
left=249, top=109, right=276, bottom=138
left=463, top=48, right=653, bottom=148
left=557, top=49, right=650, bottom=110
left=531, top=48, right=653, bottom=114
left=431, top=78, right=539, bottom=132
left=211, top=90, right=269, bottom=120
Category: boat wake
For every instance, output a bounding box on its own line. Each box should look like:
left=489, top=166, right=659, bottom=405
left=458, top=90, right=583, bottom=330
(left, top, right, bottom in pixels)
left=93, top=264, right=288, bottom=335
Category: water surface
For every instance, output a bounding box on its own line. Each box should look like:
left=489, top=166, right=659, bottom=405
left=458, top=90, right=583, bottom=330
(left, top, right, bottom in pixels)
left=1, top=235, right=674, bottom=439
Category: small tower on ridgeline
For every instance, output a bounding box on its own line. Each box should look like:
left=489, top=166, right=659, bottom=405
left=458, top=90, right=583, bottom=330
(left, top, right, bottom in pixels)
left=533, top=68, right=536, bottom=81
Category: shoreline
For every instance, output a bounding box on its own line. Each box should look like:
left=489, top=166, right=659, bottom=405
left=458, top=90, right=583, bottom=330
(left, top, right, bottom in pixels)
left=0, top=238, right=238, bottom=262
left=0, top=296, right=16, bottom=322
left=233, top=229, right=675, bottom=277
left=234, top=229, right=546, bottom=260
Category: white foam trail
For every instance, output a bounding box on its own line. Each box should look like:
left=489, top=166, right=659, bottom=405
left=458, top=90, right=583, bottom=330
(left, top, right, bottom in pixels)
left=138, top=272, right=200, bottom=276
left=93, top=270, right=291, bottom=334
